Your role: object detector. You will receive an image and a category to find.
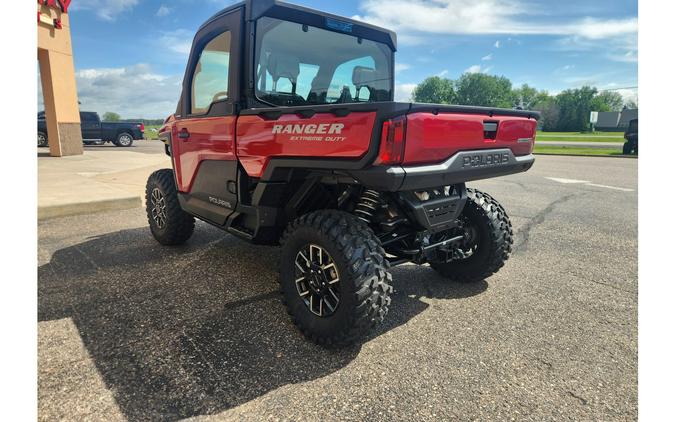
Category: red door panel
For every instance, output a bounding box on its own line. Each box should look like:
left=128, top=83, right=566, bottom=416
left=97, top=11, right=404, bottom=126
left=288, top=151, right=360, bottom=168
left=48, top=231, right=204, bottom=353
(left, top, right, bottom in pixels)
left=172, top=116, right=237, bottom=192
left=236, top=111, right=377, bottom=177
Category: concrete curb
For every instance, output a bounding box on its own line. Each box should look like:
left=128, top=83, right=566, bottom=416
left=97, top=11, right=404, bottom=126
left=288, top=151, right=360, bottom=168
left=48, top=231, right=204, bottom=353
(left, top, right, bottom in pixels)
left=38, top=195, right=141, bottom=220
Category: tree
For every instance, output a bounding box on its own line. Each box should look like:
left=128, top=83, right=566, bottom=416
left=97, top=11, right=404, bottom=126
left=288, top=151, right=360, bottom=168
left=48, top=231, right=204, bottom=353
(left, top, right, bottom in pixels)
left=591, top=91, right=624, bottom=112
left=411, top=76, right=456, bottom=104
left=536, top=98, right=560, bottom=132
left=512, top=84, right=546, bottom=109
left=554, top=86, right=598, bottom=132
left=455, top=73, right=513, bottom=108
left=102, top=112, right=121, bottom=122
left=624, top=99, right=638, bottom=109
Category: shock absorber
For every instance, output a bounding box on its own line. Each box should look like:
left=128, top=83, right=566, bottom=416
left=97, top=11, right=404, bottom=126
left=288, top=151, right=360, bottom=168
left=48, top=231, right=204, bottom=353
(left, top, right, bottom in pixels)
left=354, top=189, right=383, bottom=224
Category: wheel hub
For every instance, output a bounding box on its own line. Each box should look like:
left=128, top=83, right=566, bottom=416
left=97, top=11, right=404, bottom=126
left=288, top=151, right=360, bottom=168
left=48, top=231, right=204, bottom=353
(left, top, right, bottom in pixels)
left=150, top=188, right=167, bottom=229
left=294, top=244, right=340, bottom=317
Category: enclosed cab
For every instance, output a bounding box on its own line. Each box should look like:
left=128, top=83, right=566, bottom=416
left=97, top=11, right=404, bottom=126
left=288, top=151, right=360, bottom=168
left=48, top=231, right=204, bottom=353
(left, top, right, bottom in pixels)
left=149, top=0, right=539, bottom=346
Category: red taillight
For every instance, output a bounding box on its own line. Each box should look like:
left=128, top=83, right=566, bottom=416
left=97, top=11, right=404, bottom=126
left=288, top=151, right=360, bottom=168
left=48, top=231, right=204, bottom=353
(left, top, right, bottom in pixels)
left=375, top=116, right=406, bottom=165
left=137, top=123, right=145, bottom=132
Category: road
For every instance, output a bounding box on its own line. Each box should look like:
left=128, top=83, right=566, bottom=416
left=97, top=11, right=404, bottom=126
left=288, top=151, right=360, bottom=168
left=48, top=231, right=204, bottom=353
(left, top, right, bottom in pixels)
left=38, top=155, right=637, bottom=421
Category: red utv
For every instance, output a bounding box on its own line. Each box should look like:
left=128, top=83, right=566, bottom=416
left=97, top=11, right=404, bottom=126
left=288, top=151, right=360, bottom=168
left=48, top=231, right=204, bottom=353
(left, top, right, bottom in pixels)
left=147, top=0, right=539, bottom=346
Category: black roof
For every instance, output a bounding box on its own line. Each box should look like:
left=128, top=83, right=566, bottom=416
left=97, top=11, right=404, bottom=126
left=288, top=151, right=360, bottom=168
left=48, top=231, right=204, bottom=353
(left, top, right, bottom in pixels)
left=199, top=0, right=397, bottom=50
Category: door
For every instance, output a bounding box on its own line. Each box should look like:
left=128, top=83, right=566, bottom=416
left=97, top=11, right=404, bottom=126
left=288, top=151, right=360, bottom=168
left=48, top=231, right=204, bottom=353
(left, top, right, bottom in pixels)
left=172, top=9, right=242, bottom=226
left=80, top=112, right=101, bottom=140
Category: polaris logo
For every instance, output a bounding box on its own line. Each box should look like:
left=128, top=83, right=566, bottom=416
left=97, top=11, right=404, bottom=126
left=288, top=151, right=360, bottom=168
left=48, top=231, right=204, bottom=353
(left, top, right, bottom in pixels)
left=208, top=196, right=231, bottom=208
left=462, top=153, right=510, bottom=168
left=272, top=123, right=345, bottom=135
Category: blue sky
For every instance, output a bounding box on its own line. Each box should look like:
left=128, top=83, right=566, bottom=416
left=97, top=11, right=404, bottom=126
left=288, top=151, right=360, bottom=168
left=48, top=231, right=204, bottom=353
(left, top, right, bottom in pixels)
left=46, top=0, right=637, bottom=118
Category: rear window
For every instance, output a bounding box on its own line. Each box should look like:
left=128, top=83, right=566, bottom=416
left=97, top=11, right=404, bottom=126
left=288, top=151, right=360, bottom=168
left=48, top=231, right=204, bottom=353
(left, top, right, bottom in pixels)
left=254, top=17, right=393, bottom=107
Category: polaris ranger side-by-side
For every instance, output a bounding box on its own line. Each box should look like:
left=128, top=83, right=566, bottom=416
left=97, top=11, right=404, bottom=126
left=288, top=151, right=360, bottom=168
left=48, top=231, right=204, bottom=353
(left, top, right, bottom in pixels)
left=147, top=0, right=539, bottom=346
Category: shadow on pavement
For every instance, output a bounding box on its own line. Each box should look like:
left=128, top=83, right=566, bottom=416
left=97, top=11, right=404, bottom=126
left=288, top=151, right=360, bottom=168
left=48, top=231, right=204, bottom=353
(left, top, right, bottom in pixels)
left=38, top=225, right=487, bottom=421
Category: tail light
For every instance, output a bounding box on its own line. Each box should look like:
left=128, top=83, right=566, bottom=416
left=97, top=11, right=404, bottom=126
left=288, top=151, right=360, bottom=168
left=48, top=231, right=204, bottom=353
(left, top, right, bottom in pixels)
left=137, top=123, right=145, bottom=132
left=375, top=116, right=407, bottom=165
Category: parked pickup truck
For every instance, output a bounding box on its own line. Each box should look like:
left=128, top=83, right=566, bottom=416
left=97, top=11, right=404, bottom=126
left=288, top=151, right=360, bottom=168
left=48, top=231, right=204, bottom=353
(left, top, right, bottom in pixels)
left=38, top=111, right=144, bottom=147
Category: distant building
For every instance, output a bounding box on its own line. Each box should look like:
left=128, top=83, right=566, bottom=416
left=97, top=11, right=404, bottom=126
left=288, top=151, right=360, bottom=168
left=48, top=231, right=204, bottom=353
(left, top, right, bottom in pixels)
left=618, top=109, right=638, bottom=128
left=594, top=109, right=638, bottom=131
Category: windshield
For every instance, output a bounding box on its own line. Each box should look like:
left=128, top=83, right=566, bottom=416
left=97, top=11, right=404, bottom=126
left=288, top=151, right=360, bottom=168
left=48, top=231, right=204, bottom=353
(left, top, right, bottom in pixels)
left=254, top=17, right=393, bottom=107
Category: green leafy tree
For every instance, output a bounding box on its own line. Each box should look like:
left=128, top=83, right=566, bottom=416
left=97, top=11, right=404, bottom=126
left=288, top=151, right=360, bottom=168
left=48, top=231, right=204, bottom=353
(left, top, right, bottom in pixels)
left=591, top=91, right=625, bottom=112
left=102, top=112, right=121, bottom=122
left=512, top=84, right=545, bottom=109
left=411, top=76, right=456, bottom=104
left=535, top=97, right=560, bottom=132
left=554, top=86, right=598, bottom=132
left=455, top=73, right=513, bottom=108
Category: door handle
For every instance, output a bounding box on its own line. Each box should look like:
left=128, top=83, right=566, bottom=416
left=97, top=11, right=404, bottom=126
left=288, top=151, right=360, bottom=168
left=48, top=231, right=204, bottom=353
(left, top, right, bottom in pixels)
left=178, top=128, right=190, bottom=140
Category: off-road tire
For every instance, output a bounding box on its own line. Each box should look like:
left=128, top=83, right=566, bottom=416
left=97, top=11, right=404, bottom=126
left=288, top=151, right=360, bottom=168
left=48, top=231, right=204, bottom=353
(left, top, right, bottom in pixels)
left=115, top=132, right=134, bottom=147
left=145, top=169, right=195, bottom=245
left=279, top=210, right=393, bottom=347
left=431, top=189, right=513, bottom=283
left=38, top=132, right=48, bottom=147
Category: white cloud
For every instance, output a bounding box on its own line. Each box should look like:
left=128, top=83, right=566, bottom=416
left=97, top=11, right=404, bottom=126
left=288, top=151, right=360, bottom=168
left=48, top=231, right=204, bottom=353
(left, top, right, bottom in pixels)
left=615, top=88, right=638, bottom=105
left=395, top=83, right=417, bottom=102
left=355, top=0, right=637, bottom=39
left=158, top=29, right=194, bottom=56
left=71, top=0, right=139, bottom=21
left=494, top=40, right=501, bottom=48
left=482, top=53, right=493, bottom=61
left=39, top=64, right=182, bottom=119
left=156, top=5, right=171, bottom=17
left=464, top=64, right=486, bottom=73
left=437, top=69, right=449, bottom=77
left=396, top=63, right=411, bottom=72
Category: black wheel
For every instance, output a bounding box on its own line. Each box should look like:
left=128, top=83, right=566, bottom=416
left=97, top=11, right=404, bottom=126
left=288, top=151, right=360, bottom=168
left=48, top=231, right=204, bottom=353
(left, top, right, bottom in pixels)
left=623, top=142, right=631, bottom=155
left=145, top=169, right=195, bottom=245
left=38, top=132, right=48, bottom=147
left=431, top=189, right=513, bottom=283
left=116, top=132, right=134, bottom=147
left=279, top=210, right=393, bottom=347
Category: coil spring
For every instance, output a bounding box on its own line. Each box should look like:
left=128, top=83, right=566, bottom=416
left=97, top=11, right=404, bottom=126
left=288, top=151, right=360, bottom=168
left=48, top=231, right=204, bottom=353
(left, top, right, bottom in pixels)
left=354, top=189, right=383, bottom=224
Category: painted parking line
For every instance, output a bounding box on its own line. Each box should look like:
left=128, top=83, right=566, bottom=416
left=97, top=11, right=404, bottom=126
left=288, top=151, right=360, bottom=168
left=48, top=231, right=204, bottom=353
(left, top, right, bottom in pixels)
left=545, top=177, right=634, bottom=192
left=586, top=183, right=635, bottom=192
left=544, top=177, right=590, bottom=184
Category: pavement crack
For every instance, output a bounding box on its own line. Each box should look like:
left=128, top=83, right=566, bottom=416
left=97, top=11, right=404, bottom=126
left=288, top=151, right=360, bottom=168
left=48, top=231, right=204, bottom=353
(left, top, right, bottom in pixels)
left=514, top=193, right=578, bottom=253
left=584, top=278, right=636, bottom=294
left=182, top=328, right=222, bottom=379
left=534, top=357, right=553, bottom=370
left=567, top=391, right=588, bottom=405
left=73, top=245, right=101, bottom=270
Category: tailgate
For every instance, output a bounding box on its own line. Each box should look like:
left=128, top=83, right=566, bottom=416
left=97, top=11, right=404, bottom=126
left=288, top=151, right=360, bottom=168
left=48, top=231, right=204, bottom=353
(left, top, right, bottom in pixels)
left=403, top=111, right=538, bottom=166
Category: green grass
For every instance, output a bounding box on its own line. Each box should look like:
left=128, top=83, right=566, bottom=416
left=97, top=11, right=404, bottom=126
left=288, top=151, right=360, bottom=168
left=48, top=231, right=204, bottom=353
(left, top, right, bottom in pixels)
left=144, top=125, right=162, bottom=140
left=533, top=144, right=628, bottom=156
left=536, top=131, right=624, bottom=143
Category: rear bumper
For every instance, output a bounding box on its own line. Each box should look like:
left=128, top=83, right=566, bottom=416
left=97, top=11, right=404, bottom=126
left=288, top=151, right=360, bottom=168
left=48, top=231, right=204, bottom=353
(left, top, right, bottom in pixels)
left=351, top=148, right=535, bottom=191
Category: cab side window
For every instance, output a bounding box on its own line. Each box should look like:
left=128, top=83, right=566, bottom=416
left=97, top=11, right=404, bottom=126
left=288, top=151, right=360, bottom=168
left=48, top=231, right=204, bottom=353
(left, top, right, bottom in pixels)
left=191, top=31, right=231, bottom=115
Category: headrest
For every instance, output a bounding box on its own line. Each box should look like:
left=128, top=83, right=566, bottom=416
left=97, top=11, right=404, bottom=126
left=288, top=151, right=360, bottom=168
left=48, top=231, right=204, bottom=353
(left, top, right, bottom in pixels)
left=267, top=54, right=300, bottom=83
left=352, top=66, right=377, bottom=88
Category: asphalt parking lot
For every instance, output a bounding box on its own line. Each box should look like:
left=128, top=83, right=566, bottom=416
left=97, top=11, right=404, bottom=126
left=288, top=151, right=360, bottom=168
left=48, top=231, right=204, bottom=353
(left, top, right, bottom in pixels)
left=38, top=155, right=637, bottom=421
